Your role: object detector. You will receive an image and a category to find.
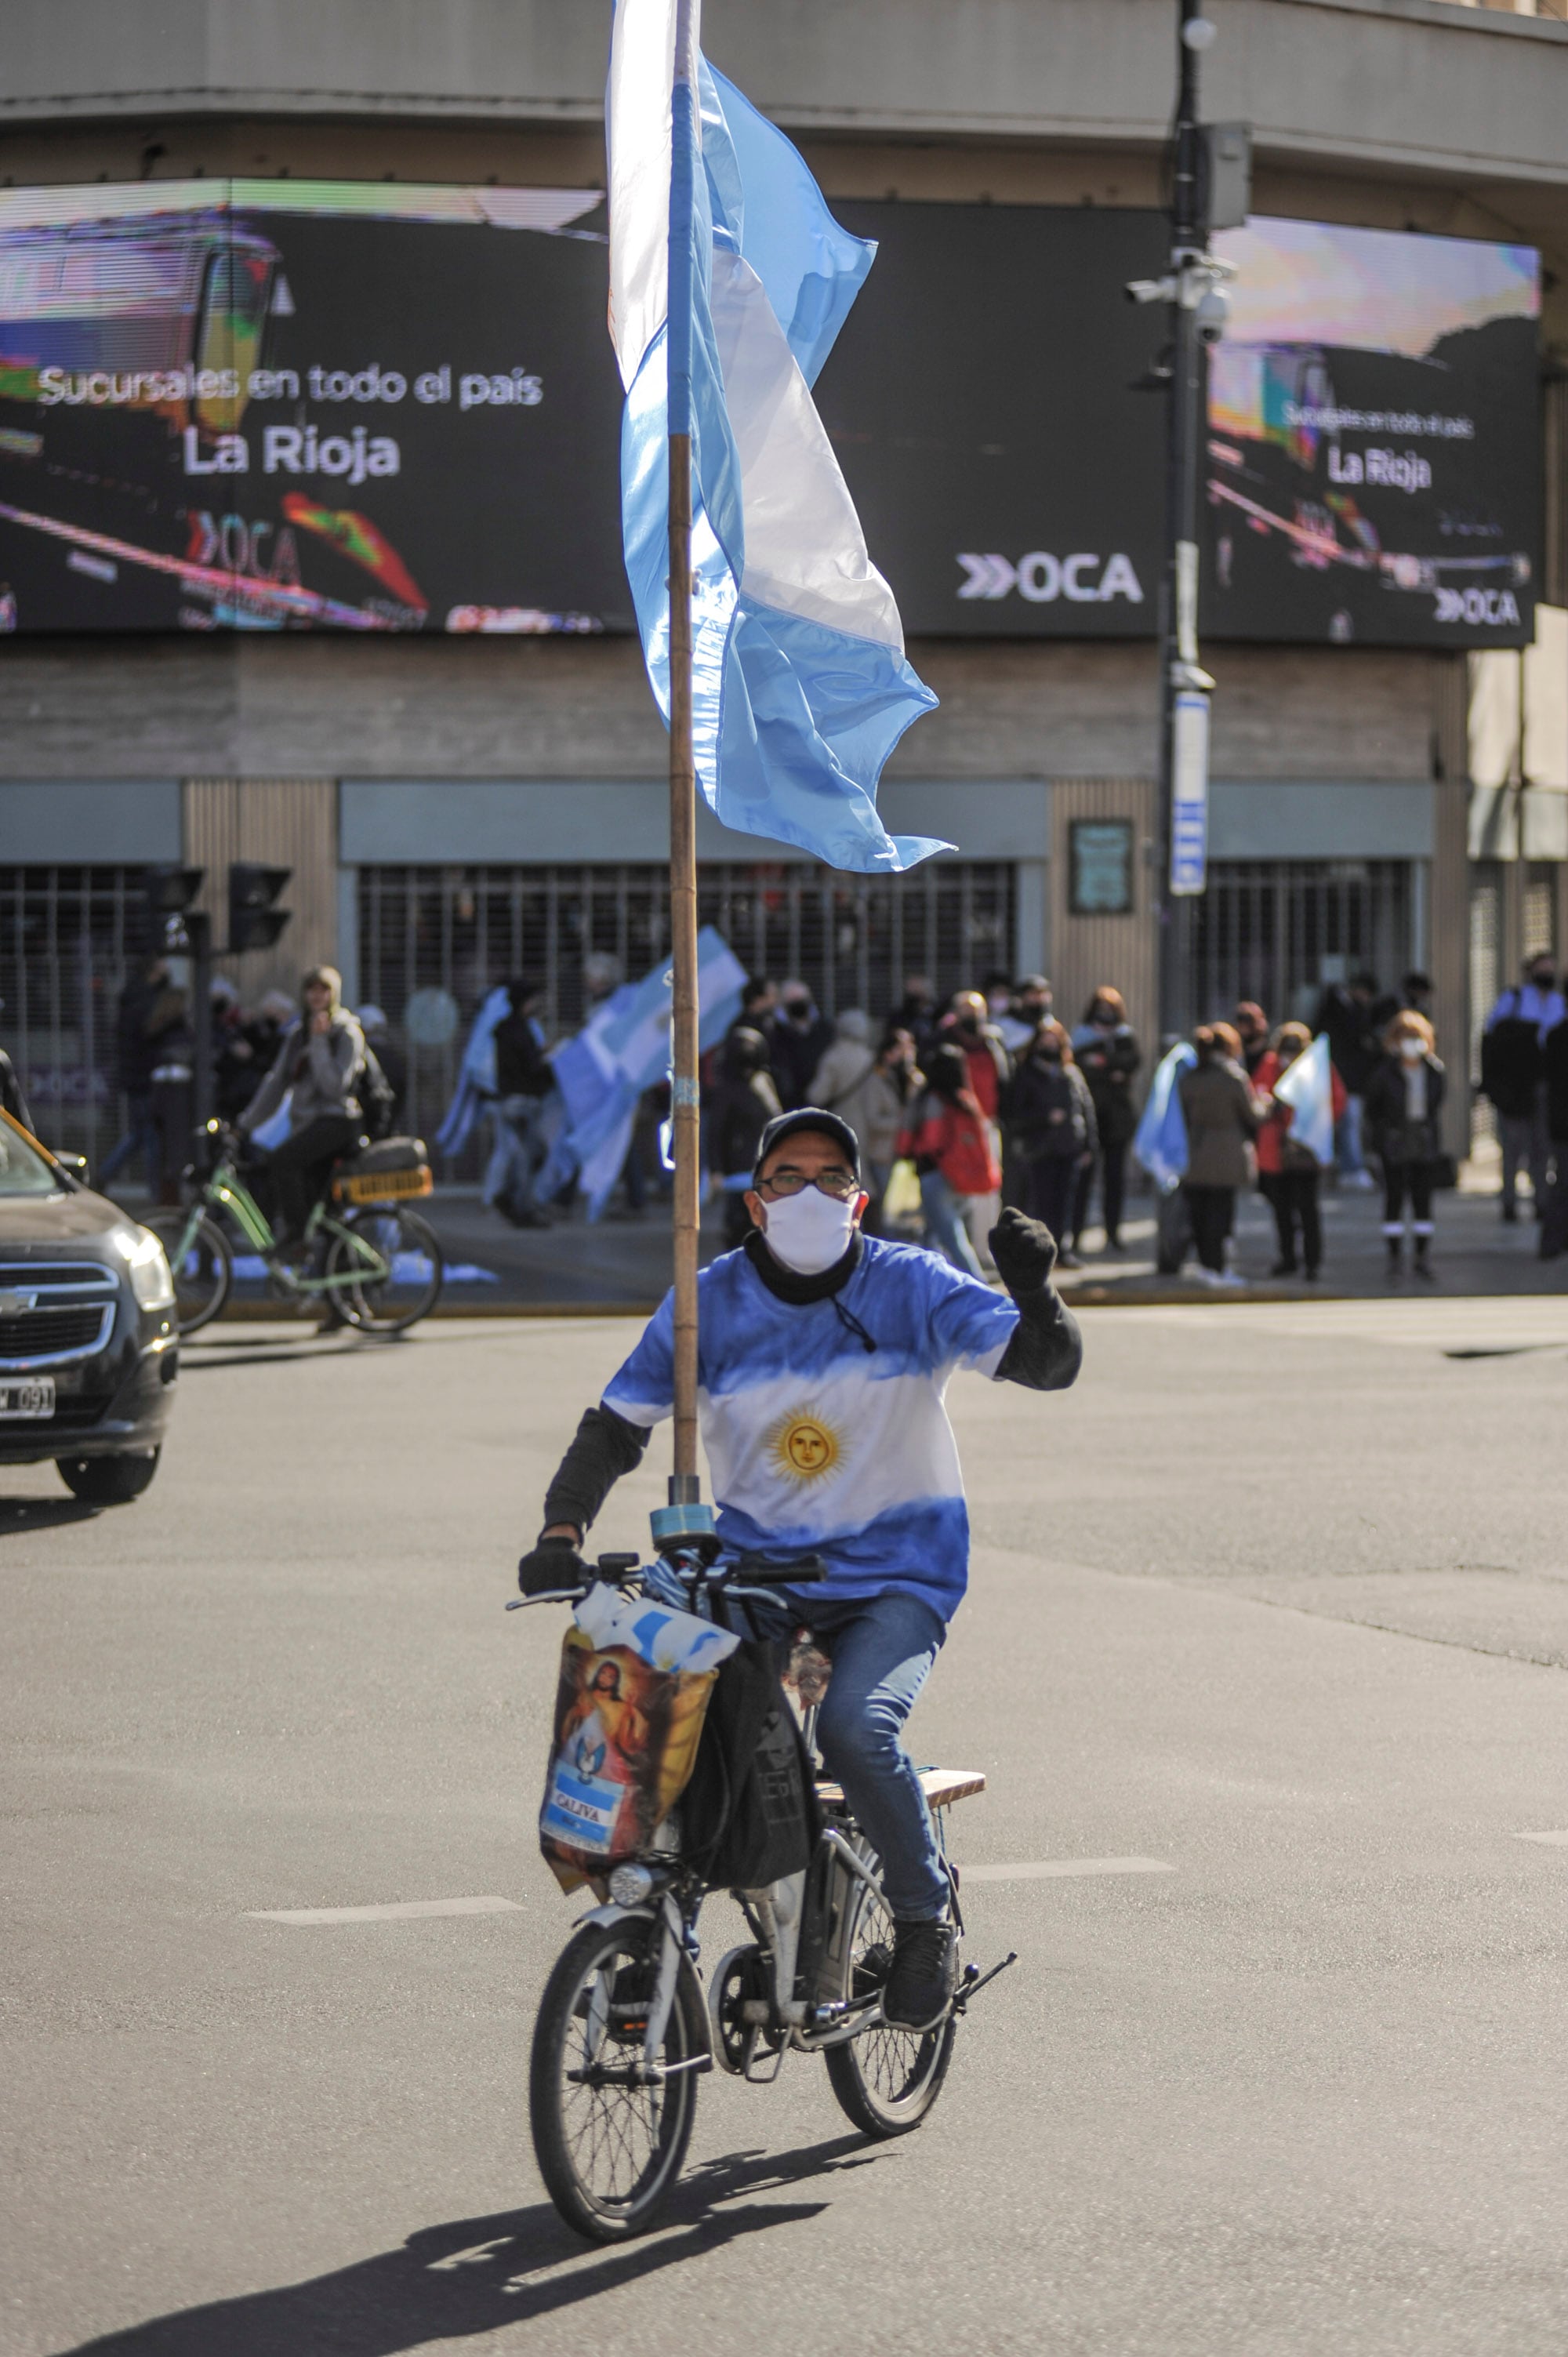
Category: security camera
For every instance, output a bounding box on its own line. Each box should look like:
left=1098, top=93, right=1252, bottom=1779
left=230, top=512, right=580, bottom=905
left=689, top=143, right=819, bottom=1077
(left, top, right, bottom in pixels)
left=1196, top=286, right=1230, bottom=345
left=1126, top=275, right=1176, bottom=306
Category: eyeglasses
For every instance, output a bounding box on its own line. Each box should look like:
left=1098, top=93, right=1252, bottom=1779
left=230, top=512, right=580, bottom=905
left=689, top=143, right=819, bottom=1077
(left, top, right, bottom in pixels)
left=757, top=1168, right=860, bottom=1199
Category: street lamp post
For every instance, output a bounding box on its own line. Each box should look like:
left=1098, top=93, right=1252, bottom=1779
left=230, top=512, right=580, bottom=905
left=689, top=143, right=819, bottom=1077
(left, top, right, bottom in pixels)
left=1131, top=2, right=1238, bottom=1044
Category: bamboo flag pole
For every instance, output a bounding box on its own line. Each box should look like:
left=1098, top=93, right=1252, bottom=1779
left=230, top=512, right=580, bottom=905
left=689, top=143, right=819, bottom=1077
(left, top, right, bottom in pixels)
left=666, top=0, right=702, bottom=1509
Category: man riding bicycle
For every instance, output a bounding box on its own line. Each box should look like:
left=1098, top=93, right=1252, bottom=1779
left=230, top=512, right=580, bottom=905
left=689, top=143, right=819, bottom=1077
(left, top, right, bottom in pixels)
left=518, top=1106, right=1083, bottom=2031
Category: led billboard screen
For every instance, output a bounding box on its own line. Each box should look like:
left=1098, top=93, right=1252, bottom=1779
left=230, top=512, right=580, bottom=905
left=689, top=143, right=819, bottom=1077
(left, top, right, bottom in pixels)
left=0, top=185, right=1540, bottom=648
left=818, top=202, right=1540, bottom=650
left=0, top=180, right=629, bottom=633
left=1205, top=216, right=1541, bottom=647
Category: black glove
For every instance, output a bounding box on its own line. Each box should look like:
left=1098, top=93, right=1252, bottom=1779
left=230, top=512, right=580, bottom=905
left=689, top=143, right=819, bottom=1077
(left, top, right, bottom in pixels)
left=988, top=1205, right=1058, bottom=1295
left=517, top=1534, right=590, bottom=1596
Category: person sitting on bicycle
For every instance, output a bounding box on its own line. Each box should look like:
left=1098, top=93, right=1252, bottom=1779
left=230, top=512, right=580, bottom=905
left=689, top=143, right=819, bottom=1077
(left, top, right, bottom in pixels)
left=237, top=965, right=365, bottom=1245
left=518, top=1106, right=1083, bottom=2032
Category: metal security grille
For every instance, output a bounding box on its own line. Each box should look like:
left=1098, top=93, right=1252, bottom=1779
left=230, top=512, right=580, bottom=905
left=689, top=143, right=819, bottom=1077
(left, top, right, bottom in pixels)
left=0, top=867, right=147, bottom=1163
left=358, top=859, right=1015, bottom=1156
left=1191, top=859, right=1416, bottom=1030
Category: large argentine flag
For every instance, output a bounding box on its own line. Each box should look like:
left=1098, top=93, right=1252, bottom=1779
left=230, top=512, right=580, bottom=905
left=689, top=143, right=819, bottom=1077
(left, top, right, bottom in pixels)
left=608, top=0, right=945, bottom=874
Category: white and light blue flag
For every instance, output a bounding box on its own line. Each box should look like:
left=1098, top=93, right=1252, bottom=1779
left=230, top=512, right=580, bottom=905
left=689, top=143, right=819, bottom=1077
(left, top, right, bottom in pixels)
left=1133, top=1040, right=1198, bottom=1188
left=1271, top=1031, right=1336, bottom=1168
left=553, top=926, right=746, bottom=1218
left=434, top=982, right=512, bottom=1157
left=608, top=0, right=945, bottom=874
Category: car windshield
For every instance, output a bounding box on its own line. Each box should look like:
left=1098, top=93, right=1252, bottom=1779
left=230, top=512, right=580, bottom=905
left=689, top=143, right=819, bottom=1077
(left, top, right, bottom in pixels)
left=0, top=1118, right=64, bottom=1197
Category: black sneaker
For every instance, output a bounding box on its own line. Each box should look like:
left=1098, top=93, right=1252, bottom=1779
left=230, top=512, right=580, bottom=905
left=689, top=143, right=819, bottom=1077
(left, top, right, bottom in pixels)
left=883, top=1916, right=958, bottom=2030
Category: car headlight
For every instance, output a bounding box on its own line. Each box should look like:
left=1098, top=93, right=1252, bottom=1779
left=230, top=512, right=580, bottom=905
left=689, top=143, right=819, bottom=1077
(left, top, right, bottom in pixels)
left=118, top=1226, right=176, bottom=1310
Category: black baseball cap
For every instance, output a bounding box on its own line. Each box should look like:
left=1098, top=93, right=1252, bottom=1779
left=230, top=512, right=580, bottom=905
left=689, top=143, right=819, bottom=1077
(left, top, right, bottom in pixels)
left=752, top=1107, right=862, bottom=1185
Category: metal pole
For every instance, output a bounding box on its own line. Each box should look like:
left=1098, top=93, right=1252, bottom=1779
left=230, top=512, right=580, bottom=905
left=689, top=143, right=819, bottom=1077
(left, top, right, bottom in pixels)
left=666, top=0, right=702, bottom=1507
left=1155, top=0, right=1213, bottom=1044
left=189, top=909, right=214, bottom=1133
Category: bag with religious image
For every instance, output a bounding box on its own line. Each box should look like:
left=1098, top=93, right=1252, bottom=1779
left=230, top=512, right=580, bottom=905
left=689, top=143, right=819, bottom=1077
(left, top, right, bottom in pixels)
left=539, top=1582, right=739, bottom=1894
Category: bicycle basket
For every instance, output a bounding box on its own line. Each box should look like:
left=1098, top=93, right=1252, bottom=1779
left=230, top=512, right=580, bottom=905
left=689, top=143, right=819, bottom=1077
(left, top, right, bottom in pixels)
left=539, top=1592, right=738, bottom=1895
left=334, top=1135, right=433, bottom=1205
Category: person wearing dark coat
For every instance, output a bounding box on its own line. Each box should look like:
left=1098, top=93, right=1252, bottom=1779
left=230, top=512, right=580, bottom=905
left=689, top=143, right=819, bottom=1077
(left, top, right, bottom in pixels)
left=97, top=958, right=170, bottom=1191
left=1178, top=1023, right=1265, bottom=1284
left=770, top=984, right=834, bottom=1111
left=1364, top=1010, right=1446, bottom=1280
left=1069, top=986, right=1141, bottom=1251
left=706, top=1026, right=782, bottom=1246
left=1313, top=972, right=1381, bottom=1187
left=1003, top=1020, right=1097, bottom=1265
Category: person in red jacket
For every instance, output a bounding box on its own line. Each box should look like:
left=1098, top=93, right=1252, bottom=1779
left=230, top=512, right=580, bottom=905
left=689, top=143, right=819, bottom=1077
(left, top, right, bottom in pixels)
left=900, top=1042, right=1000, bottom=1277
left=1253, top=1021, right=1346, bottom=1281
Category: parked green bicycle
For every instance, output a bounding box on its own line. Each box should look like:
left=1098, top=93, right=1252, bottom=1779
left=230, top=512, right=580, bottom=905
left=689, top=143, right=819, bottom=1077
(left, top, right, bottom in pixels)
left=145, top=1120, right=444, bottom=1337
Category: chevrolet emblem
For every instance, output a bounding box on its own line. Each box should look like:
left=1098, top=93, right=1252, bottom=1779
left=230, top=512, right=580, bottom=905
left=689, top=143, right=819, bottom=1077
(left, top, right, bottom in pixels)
left=0, top=1291, right=39, bottom=1315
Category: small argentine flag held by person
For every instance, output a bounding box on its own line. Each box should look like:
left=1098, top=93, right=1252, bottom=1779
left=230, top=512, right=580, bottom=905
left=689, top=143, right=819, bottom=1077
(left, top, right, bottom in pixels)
left=607, top=0, right=946, bottom=875
left=1272, top=1031, right=1336, bottom=1167
left=554, top=927, right=747, bottom=1217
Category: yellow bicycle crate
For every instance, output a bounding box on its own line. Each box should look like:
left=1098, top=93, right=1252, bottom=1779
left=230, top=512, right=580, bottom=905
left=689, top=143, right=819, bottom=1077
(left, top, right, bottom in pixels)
left=333, top=1136, right=434, bottom=1206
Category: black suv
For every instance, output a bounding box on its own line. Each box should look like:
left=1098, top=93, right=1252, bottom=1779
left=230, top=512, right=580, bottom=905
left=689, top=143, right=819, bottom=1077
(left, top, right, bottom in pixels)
left=0, top=1114, right=178, bottom=1504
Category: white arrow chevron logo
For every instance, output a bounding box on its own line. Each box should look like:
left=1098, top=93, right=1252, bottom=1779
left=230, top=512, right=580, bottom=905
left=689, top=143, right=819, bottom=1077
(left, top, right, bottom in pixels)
left=956, top=553, right=1016, bottom=600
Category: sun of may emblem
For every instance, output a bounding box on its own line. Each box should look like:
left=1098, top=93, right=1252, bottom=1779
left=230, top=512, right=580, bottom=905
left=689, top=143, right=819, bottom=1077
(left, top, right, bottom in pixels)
left=765, top=1405, right=845, bottom=1486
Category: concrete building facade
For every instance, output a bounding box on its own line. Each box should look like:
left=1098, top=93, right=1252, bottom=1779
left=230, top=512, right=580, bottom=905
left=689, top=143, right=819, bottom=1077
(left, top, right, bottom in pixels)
left=2, top=0, right=1566, bottom=1160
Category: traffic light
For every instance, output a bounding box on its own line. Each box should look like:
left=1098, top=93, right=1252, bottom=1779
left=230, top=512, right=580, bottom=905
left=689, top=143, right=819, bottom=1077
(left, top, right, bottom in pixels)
left=143, top=865, right=205, bottom=953
left=227, top=863, right=292, bottom=954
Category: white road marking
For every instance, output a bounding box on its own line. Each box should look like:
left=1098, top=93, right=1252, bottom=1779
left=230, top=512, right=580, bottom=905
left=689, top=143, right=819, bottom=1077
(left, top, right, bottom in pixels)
left=248, top=1894, right=524, bottom=1925
left=1512, top=1830, right=1568, bottom=1847
left=961, top=1857, right=1175, bottom=1882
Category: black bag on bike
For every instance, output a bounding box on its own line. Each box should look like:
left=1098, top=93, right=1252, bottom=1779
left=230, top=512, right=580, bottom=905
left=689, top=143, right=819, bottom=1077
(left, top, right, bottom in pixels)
left=681, top=1639, right=819, bottom=1890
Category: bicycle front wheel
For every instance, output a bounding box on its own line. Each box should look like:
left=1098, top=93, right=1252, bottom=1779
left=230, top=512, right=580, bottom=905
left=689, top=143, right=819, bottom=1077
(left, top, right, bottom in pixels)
left=529, top=1916, right=705, bottom=2243
left=824, top=1873, right=956, bottom=2137
left=143, top=1209, right=233, bottom=1335
left=325, top=1206, right=443, bottom=1334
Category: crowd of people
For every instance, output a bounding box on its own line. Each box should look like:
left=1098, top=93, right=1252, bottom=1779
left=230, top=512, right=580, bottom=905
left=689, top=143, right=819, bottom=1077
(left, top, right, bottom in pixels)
left=706, top=971, right=1138, bottom=1280
left=11, top=935, right=1567, bottom=1285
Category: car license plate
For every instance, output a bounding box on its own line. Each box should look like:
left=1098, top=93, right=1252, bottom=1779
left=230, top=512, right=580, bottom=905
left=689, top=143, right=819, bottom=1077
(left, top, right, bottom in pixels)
left=0, top=1377, right=55, bottom=1418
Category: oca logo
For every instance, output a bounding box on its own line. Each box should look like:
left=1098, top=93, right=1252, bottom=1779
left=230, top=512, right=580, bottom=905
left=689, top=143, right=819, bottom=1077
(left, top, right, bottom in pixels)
left=1434, top=586, right=1521, bottom=627
left=957, top=551, right=1145, bottom=605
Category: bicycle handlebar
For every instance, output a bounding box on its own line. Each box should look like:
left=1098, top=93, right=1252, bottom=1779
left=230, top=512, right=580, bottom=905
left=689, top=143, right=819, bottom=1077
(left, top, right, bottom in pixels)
left=506, top=1547, right=828, bottom=1611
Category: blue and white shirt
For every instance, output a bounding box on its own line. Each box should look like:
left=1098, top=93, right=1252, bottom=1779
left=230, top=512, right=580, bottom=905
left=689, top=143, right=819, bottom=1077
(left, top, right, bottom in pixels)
left=603, top=1237, right=1020, bottom=1620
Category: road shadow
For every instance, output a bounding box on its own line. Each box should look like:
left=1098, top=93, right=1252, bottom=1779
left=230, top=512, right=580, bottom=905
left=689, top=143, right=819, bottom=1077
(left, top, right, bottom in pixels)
left=64, top=2134, right=881, bottom=2355
left=0, top=1493, right=97, bottom=1535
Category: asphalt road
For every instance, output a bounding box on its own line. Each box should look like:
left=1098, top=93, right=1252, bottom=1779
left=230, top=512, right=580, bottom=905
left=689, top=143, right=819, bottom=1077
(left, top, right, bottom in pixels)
left=6, top=1298, right=1568, bottom=2357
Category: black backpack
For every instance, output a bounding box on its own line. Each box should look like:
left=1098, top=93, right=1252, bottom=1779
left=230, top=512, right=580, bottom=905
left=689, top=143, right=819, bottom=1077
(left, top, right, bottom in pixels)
left=356, top=1044, right=397, bottom=1142
left=681, top=1640, right=820, bottom=1890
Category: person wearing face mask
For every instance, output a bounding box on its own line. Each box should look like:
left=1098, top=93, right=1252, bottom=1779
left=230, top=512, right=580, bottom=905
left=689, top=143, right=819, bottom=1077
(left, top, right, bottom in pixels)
left=517, top=1109, right=1083, bottom=2031
left=769, top=983, right=834, bottom=1112
left=1253, top=1021, right=1346, bottom=1280
left=1003, top=1019, right=1097, bottom=1266
left=1364, top=1011, right=1446, bottom=1280
left=1069, top=986, right=1141, bottom=1252
left=832, top=1025, right=923, bottom=1232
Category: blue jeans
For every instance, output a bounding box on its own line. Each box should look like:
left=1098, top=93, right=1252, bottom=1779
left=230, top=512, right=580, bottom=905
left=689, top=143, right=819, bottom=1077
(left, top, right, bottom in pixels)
left=742, top=1587, right=949, bottom=1921
left=483, top=1094, right=546, bottom=1211
left=920, top=1169, right=985, bottom=1279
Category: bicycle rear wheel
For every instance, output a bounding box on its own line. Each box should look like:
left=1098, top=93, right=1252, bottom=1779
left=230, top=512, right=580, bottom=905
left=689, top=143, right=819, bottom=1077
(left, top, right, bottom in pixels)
left=143, top=1209, right=232, bottom=1335
left=325, top=1207, right=443, bottom=1333
left=824, top=1873, right=956, bottom=2137
left=529, top=1916, right=705, bottom=2242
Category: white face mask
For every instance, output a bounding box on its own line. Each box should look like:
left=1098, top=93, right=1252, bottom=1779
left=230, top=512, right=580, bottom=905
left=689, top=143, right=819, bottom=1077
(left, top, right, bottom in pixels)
left=1399, top=1037, right=1425, bottom=1062
left=760, top=1187, right=858, bottom=1275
